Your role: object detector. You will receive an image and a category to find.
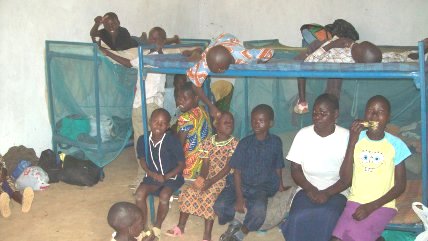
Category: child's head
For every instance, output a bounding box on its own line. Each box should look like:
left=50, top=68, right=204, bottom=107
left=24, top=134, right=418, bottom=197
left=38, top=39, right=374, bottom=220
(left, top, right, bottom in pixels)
left=364, top=95, right=391, bottom=133
left=312, top=93, right=339, bottom=131
left=251, top=104, right=274, bottom=134
left=148, top=27, right=167, bottom=44
left=206, top=45, right=235, bottom=73
left=102, top=12, right=120, bottom=35
left=214, top=112, right=235, bottom=137
left=173, top=74, right=187, bottom=90
left=107, top=202, right=144, bottom=237
left=150, top=108, right=171, bottom=136
left=175, top=82, right=198, bottom=113
left=351, top=41, right=382, bottom=63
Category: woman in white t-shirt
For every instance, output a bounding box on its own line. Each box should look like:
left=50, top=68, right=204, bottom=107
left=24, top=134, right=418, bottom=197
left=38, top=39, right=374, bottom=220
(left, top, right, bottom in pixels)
left=281, top=93, right=350, bottom=241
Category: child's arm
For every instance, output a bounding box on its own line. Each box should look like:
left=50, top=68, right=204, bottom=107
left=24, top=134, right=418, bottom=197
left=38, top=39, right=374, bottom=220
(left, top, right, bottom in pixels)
left=164, top=161, right=185, bottom=180
left=193, top=157, right=210, bottom=190
left=276, top=168, right=287, bottom=192
left=165, top=35, right=180, bottom=45
left=202, top=157, right=232, bottom=191
left=139, top=157, right=164, bottom=183
left=234, top=169, right=246, bottom=213
left=90, top=16, right=103, bottom=43
left=100, top=48, right=133, bottom=68
left=192, top=85, right=221, bottom=119
left=177, top=129, right=189, bottom=147
left=352, top=162, right=407, bottom=221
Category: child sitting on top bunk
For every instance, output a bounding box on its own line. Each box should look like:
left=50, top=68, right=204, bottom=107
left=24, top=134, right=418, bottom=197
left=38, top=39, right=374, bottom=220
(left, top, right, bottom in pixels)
left=175, top=82, right=212, bottom=180
left=0, top=158, right=34, bottom=218
left=213, top=104, right=286, bottom=241
left=331, top=95, right=410, bottom=241
left=293, top=37, right=428, bottom=114
left=185, top=33, right=275, bottom=119
left=166, top=112, right=239, bottom=241
left=134, top=108, right=185, bottom=241
left=107, top=202, right=145, bottom=241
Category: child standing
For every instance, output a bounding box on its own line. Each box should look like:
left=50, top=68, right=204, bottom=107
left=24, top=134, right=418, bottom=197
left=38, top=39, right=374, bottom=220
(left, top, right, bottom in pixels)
left=134, top=108, right=185, bottom=241
left=213, top=104, right=286, bottom=241
left=166, top=112, right=239, bottom=241
left=175, top=82, right=212, bottom=179
left=0, top=158, right=34, bottom=218
left=107, top=202, right=145, bottom=241
left=331, top=95, right=410, bottom=241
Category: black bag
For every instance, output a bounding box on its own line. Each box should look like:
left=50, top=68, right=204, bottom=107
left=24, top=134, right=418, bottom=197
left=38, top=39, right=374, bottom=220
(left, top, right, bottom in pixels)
left=59, top=155, right=101, bottom=186
left=38, top=149, right=62, bottom=183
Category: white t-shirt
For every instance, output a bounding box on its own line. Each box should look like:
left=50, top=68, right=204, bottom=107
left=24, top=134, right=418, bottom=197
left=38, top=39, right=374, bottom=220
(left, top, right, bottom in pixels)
left=131, top=52, right=166, bottom=108
left=287, top=125, right=349, bottom=196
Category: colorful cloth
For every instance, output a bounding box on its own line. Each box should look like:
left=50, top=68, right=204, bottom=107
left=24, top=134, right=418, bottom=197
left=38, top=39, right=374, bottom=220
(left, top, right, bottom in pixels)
left=177, top=106, right=212, bottom=179
left=179, top=135, right=239, bottom=219
left=305, top=36, right=354, bottom=63
left=348, top=131, right=411, bottom=209
left=187, top=33, right=274, bottom=87
left=382, top=51, right=428, bottom=62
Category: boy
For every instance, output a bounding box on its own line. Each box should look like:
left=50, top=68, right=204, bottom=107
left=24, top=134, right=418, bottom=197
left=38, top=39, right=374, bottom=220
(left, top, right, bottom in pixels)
left=107, top=202, right=145, bottom=241
left=186, top=33, right=274, bottom=119
left=332, top=95, right=410, bottom=241
left=213, top=104, right=286, bottom=241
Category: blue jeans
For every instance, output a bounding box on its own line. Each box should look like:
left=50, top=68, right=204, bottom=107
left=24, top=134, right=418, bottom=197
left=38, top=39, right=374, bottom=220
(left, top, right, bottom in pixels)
left=281, top=190, right=347, bottom=241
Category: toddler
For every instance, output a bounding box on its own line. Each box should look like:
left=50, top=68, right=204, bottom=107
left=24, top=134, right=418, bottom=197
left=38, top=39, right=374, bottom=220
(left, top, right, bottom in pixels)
left=167, top=112, right=239, bottom=241
left=175, top=82, right=212, bottom=179
left=213, top=104, right=286, bottom=241
left=0, top=158, right=34, bottom=218
left=107, top=202, right=145, bottom=241
left=331, top=95, right=410, bottom=241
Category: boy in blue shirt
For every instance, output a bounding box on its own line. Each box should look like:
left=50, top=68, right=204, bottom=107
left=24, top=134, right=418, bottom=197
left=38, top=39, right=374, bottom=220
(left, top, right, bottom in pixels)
left=213, top=104, right=286, bottom=241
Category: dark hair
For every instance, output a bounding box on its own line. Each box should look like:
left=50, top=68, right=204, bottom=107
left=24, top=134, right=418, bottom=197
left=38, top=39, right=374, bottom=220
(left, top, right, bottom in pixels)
left=173, top=74, right=187, bottom=87
left=104, top=12, right=119, bottom=21
left=107, top=202, right=141, bottom=231
left=179, top=81, right=196, bottom=96
left=149, top=27, right=167, bottom=40
left=314, top=93, right=339, bottom=110
left=151, top=108, right=172, bottom=123
left=325, top=19, right=359, bottom=41
left=367, top=95, right=391, bottom=113
left=251, top=104, right=274, bottom=121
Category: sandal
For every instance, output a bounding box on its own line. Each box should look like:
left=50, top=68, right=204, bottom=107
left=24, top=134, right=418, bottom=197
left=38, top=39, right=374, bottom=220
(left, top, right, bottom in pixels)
left=0, top=192, right=11, bottom=218
left=165, top=225, right=183, bottom=237
left=21, top=187, right=34, bottom=213
left=142, top=227, right=161, bottom=241
left=293, top=99, right=309, bottom=114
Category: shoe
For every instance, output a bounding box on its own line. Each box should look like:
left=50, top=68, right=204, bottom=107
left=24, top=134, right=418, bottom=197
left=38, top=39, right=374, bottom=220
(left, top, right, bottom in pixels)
left=0, top=192, right=11, bottom=218
left=293, top=100, right=309, bottom=114
left=219, top=222, right=242, bottom=241
left=21, top=187, right=34, bottom=213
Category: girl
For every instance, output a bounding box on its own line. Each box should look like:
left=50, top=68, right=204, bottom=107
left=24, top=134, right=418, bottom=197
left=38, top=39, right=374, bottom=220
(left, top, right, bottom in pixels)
left=166, top=112, right=239, bottom=241
left=175, top=82, right=212, bottom=179
left=134, top=108, right=185, bottom=241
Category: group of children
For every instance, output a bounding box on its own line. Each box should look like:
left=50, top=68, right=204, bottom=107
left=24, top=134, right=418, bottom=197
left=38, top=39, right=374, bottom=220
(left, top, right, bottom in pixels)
left=94, top=11, right=413, bottom=241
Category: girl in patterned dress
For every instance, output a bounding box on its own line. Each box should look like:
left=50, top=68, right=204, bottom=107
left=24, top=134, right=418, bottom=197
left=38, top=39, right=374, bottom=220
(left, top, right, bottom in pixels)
left=167, top=112, right=238, bottom=241
left=175, top=82, right=212, bottom=179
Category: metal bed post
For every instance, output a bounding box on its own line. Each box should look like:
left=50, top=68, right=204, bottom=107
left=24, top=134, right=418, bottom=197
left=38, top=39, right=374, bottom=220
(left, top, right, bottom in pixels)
left=418, top=40, right=427, bottom=206
left=137, top=46, right=156, bottom=224
left=93, top=44, right=102, bottom=158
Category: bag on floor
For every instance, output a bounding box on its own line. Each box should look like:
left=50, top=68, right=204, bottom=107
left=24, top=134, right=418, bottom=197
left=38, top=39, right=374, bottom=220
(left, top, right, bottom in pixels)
left=15, top=166, right=50, bottom=191
left=11, top=160, right=32, bottom=180
left=59, top=155, right=101, bottom=187
left=38, top=149, right=62, bottom=183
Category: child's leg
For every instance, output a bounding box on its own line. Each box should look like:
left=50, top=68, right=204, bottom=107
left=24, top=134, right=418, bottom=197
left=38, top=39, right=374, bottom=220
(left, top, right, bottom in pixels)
left=203, top=218, right=214, bottom=241
left=212, top=184, right=236, bottom=225
left=20, top=187, right=34, bottom=213
left=325, top=78, right=342, bottom=100
left=135, top=183, right=159, bottom=229
left=155, top=186, right=174, bottom=229
left=0, top=192, right=11, bottom=218
left=294, top=78, right=309, bottom=114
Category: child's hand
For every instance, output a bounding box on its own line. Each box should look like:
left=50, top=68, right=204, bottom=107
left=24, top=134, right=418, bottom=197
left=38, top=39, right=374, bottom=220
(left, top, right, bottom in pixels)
left=192, top=176, right=205, bottom=190
left=278, top=184, right=291, bottom=192
left=352, top=203, right=377, bottom=221
left=201, top=179, right=213, bottom=191
left=235, top=198, right=246, bottom=213
left=325, top=37, right=354, bottom=51
left=172, top=35, right=180, bottom=44
left=94, top=16, right=103, bottom=24
left=152, top=173, right=165, bottom=183
left=311, top=190, right=330, bottom=204
left=349, top=120, right=365, bottom=145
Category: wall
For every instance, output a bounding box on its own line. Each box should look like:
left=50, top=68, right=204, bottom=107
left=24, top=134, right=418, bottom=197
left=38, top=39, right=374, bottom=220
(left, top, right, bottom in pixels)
left=0, top=0, right=427, bottom=156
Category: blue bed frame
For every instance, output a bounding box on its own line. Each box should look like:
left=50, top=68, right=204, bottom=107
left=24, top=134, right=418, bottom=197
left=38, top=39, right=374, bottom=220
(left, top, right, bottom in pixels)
left=137, top=41, right=427, bottom=233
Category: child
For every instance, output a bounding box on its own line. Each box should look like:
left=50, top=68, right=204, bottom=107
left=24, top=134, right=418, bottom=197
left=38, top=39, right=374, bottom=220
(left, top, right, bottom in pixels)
left=0, top=158, right=34, bottom=218
left=139, top=27, right=181, bottom=51
left=175, top=82, right=212, bottom=179
left=213, top=104, right=286, bottom=241
left=166, top=112, right=239, bottom=241
left=331, top=95, right=410, bottom=241
left=107, top=202, right=145, bottom=241
left=170, top=74, right=188, bottom=135
left=99, top=27, right=169, bottom=190
left=186, top=33, right=274, bottom=119
left=90, top=12, right=138, bottom=51
left=134, top=108, right=185, bottom=241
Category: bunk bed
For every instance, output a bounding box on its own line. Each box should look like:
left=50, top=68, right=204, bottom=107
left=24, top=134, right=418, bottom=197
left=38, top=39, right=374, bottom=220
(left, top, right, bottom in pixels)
left=136, top=41, right=427, bottom=234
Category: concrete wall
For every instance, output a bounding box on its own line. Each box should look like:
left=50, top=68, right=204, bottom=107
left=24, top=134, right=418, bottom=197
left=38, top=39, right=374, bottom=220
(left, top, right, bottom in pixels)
left=0, top=0, right=427, bottom=156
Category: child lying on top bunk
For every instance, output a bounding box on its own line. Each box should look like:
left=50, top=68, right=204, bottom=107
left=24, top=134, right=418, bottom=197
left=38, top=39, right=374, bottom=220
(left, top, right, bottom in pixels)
left=185, top=33, right=275, bottom=119
left=90, top=12, right=179, bottom=51
left=293, top=37, right=428, bottom=114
